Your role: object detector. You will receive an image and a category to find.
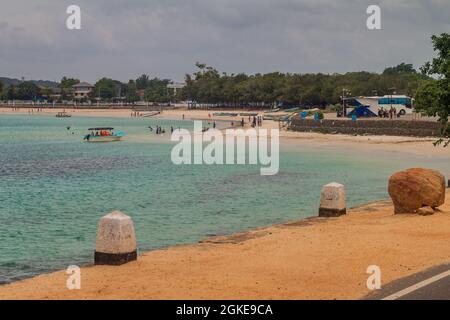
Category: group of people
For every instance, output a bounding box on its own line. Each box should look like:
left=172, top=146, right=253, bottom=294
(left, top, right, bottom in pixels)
left=27, top=108, right=43, bottom=114
left=131, top=111, right=141, bottom=118
left=149, top=126, right=166, bottom=134
left=150, top=125, right=180, bottom=134
left=378, top=107, right=399, bottom=119
left=91, top=130, right=112, bottom=136
left=230, top=116, right=263, bottom=128
left=250, top=115, right=263, bottom=127
left=231, top=118, right=245, bottom=127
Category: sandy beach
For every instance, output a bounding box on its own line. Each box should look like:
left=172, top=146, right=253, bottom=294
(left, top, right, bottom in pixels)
left=0, top=107, right=446, bottom=157
left=2, top=0, right=448, bottom=304
left=1, top=107, right=450, bottom=299
left=0, top=189, right=449, bottom=300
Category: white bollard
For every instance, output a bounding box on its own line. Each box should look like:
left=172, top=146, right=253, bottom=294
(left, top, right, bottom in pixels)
left=319, top=182, right=347, bottom=217
left=94, top=211, right=137, bottom=265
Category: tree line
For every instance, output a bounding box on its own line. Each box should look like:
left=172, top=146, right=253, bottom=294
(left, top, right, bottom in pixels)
left=182, top=62, right=428, bottom=108
left=0, top=75, right=177, bottom=103
left=0, top=41, right=443, bottom=111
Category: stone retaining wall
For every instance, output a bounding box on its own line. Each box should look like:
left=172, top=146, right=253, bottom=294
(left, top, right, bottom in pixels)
left=289, top=118, right=441, bottom=137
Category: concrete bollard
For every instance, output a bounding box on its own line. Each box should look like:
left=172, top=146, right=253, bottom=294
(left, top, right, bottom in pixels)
left=319, top=182, right=346, bottom=217
left=94, top=211, right=137, bottom=266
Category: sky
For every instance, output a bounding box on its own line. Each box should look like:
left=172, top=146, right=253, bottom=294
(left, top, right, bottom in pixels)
left=0, top=0, right=449, bottom=83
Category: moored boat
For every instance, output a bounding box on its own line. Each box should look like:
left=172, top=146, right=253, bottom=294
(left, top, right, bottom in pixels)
left=56, top=111, right=71, bottom=118
left=83, top=127, right=125, bottom=142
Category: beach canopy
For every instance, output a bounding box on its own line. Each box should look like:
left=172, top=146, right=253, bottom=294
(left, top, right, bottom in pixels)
left=88, top=127, right=114, bottom=131
left=347, top=106, right=377, bottom=118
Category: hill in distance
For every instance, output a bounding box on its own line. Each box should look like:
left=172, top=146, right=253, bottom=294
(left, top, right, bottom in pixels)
left=0, top=77, right=59, bottom=88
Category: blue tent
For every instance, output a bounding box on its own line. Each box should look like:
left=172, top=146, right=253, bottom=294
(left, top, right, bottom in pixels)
left=347, top=106, right=377, bottom=118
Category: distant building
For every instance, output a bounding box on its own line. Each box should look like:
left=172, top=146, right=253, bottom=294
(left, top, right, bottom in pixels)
left=136, top=89, right=146, bottom=101
left=72, top=82, right=93, bottom=100
left=36, top=86, right=62, bottom=101
left=167, top=82, right=185, bottom=95
left=49, top=87, right=62, bottom=100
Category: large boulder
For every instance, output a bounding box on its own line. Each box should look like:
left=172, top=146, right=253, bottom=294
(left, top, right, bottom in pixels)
left=388, top=168, right=445, bottom=214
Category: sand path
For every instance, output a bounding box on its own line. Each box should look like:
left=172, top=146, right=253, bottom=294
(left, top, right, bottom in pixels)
left=1, top=191, right=450, bottom=300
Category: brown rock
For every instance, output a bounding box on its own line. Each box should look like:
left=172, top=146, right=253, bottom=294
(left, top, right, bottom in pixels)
left=388, top=168, right=445, bottom=214
left=417, top=206, right=435, bottom=216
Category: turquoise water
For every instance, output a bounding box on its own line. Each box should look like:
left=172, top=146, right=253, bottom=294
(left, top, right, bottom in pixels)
left=0, top=114, right=449, bottom=284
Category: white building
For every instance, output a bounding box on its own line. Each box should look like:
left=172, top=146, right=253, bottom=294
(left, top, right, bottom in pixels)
left=72, top=82, right=94, bottom=100
left=167, top=82, right=185, bottom=95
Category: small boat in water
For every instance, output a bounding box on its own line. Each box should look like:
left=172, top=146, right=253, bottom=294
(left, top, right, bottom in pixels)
left=56, top=111, right=71, bottom=118
left=83, top=127, right=125, bottom=142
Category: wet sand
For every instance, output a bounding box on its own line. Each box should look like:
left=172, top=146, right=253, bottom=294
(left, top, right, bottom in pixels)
left=1, top=190, right=450, bottom=300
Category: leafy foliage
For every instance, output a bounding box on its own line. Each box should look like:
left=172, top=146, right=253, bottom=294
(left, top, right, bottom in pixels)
left=59, top=77, right=80, bottom=89
left=144, top=78, right=171, bottom=103
left=182, top=63, right=427, bottom=107
left=415, top=33, right=450, bottom=146
left=383, top=63, right=416, bottom=75
left=17, top=81, right=41, bottom=100
left=59, top=77, right=80, bottom=100
left=90, top=78, right=122, bottom=100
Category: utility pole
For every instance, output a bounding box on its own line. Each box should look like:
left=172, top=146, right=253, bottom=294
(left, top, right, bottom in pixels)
left=97, top=87, right=101, bottom=107
left=389, top=87, right=396, bottom=110
left=342, top=88, right=351, bottom=117
left=342, top=88, right=346, bottom=117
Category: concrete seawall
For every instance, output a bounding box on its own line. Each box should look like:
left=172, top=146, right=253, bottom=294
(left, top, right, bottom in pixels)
left=289, top=118, right=441, bottom=137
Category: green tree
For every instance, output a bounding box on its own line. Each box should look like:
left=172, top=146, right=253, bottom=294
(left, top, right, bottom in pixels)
left=383, top=63, right=416, bottom=75
left=144, top=78, right=171, bottom=103
left=182, top=62, right=426, bottom=108
left=59, top=77, right=79, bottom=100
left=59, top=77, right=80, bottom=88
left=17, top=81, right=41, bottom=100
left=415, top=33, right=450, bottom=146
left=7, top=85, right=16, bottom=100
left=91, top=78, right=120, bottom=101
left=123, top=80, right=139, bottom=103
left=136, top=74, right=150, bottom=90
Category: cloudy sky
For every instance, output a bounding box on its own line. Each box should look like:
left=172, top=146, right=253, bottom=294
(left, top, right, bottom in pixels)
left=0, top=0, right=448, bottom=83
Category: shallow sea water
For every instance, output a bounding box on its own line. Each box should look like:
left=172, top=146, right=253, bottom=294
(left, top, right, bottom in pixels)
left=0, top=114, right=449, bottom=283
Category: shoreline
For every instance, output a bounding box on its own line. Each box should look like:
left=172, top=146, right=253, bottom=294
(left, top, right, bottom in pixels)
left=0, top=107, right=444, bottom=147
left=1, top=107, right=450, bottom=299
left=1, top=190, right=450, bottom=300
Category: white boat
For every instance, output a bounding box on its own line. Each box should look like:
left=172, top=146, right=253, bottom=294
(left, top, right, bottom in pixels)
left=56, top=111, right=71, bottom=118
left=83, top=127, right=125, bottom=142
